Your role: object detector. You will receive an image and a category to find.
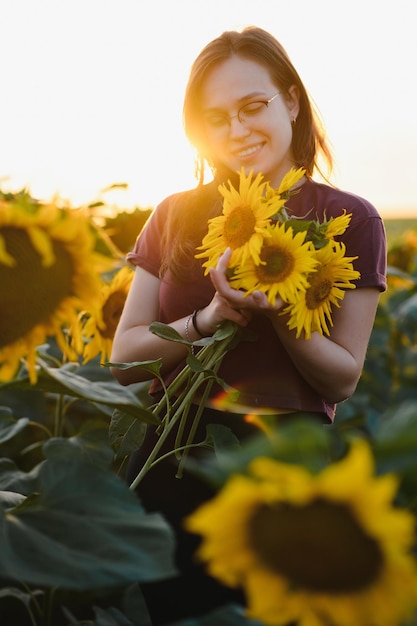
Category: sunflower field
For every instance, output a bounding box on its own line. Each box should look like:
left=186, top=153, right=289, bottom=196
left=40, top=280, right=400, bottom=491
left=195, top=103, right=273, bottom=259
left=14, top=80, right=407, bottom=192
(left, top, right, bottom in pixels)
left=0, top=185, right=417, bottom=626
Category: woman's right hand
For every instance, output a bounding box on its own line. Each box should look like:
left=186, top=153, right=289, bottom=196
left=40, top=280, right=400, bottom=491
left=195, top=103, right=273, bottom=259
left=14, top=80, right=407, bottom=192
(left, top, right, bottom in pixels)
left=210, top=248, right=284, bottom=313
left=193, top=291, right=252, bottom=337
left=196, top=248, right=284, bottom=337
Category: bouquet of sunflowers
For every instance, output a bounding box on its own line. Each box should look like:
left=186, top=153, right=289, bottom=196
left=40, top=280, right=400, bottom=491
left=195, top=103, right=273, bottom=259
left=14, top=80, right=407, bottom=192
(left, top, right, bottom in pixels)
left=196, top=167, right=360, bottom=339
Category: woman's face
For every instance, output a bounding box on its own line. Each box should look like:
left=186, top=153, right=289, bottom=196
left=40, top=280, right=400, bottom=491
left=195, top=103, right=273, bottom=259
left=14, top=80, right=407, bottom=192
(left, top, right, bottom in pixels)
left=200, top=55, right=300, bottom=187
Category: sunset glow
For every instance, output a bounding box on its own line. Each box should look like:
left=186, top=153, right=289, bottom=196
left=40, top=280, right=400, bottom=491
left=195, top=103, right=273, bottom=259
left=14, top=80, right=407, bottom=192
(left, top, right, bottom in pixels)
left=1, top=0, right=416, bottom=218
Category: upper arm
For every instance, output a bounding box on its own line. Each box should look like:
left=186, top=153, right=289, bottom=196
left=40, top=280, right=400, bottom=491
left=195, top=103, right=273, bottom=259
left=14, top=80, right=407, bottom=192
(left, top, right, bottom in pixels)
left=114, top=266, right=161, bottom=335
left=110, top=267, right=162, bottom=383
left=329, top=286, right=381, bottom=368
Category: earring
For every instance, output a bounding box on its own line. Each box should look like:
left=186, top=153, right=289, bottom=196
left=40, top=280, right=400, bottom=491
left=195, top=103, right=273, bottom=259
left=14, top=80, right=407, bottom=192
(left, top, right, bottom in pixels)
left=291, top=117, right=297, bottom=125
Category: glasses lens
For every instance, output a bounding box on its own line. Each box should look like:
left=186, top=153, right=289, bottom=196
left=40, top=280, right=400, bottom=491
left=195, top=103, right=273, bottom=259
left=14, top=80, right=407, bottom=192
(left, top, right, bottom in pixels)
left=238, top=101, right=268, bottom=125
left=204, top=113, right=229, bottom=130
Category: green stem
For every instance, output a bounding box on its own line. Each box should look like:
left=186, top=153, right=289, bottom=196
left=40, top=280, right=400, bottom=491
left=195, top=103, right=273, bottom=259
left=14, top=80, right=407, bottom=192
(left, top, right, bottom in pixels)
left=145, top=440, right=210, bottom=466
left=175, top=373, right=216, bottom=479
left=53, top=394, right=65, bottom=438
left=20, top=582, right=43, bottom=626
left=152, top=341, right=221, bottom=436
left=128, top=369, right=208, bottom=490
left=129, top=329, right=237, bottom=489
left=43, top=588, right=56, bottom=626
left=27, top=420, right=53, bottom=439
left=152, top=342, right=214, bottom=418
left=36, top=356, right=67, bottom=439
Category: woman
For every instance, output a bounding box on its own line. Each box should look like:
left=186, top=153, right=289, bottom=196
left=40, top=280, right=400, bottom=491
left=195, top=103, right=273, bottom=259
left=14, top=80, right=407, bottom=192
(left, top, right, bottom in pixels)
left=110, top=27, right=386, bottom=625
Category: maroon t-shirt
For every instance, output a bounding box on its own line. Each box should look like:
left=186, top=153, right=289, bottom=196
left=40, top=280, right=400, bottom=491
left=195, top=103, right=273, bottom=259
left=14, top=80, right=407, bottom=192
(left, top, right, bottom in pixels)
left=127, top=179, right=387, bottom=423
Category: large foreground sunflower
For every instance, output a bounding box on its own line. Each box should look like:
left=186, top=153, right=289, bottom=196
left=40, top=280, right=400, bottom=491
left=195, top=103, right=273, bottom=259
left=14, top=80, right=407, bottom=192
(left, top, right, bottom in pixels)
left=0, top=194, right=107, bottom=383
left=80, top=265, right=133, bottom=364
left=185, top=439, right=417, bottom=626
left=196, top=169, right=285, bottom=273
left=284, top=241, right=360, bottom=338
left=229, top=222, right=318, bottom=305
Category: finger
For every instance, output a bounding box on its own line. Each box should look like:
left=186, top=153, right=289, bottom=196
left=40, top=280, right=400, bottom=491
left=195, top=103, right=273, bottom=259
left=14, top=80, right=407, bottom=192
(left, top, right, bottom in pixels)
left=251, top=290, right=284, bottom=310
left=251, top=290, right=269, bottom=306
left=216, top=247, right=232, bottom=271
left=211, top=273, right=245, bottom=305
left=209, top=261, right=230, bottom=294
left=240, top=308, right=253, bottom=322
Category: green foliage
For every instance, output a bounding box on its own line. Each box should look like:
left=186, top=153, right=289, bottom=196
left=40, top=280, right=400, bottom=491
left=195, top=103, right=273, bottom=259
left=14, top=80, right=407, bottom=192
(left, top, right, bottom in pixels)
left=0, top=198, right=417, bottom=625
left=336, top=262, right=417, bottom=432
left=0, top=451, right=176, bottom=590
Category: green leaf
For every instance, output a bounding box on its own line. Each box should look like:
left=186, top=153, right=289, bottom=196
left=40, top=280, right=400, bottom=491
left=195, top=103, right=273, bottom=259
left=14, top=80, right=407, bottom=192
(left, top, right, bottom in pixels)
left=0, top=457, right=177, bottom=590
left=205, top=423, right=241, bottom=453
left=149, top=321, right=185, bottom=343
left=396, top=292, right=417, bottom=336
left=375, top=401, right=417, bottom=441
left=118, top=582, right=153, bottom=626
left=35, top=363, right=159, bottom=423
left=211, top=320, right=238, bottom=341
left=109, top=409, right=148, bottom=459
left=106, top=358, right=162, bottom=377
left=43, top=421, right=115, bottom=468
left=0, top=410, right=30, bottom=444
left=0, top=458, right=41, bottom=496
left=0, top=491, right=26, bottom=509
left=373, top=401, right=417, bottom=478
left=387, top=265, right=417, bottom=282
left=0, top=586, right=44, bottom=610
left=92, top=605, right=135, bottom=625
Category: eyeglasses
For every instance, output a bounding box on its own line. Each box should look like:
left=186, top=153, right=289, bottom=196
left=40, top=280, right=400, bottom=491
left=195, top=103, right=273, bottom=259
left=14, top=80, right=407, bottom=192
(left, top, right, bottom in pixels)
left=203, top=92, right=281, bottom=134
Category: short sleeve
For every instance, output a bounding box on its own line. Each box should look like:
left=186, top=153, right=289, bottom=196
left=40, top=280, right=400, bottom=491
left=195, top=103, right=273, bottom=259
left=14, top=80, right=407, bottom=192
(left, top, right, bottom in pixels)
left=126, top=197, right=172, bottom=276
left=341, top=215, right=387, bottom=292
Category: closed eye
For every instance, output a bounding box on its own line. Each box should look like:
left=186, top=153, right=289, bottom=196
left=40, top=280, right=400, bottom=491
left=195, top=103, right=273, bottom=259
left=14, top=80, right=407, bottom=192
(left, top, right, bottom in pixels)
left=204, top=113, right=230, bottom=128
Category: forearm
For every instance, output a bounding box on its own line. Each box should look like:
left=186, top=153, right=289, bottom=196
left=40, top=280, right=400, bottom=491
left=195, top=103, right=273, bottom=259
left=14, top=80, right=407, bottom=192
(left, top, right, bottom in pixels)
left=110, top=315, right=201, bottom=386
left=269, top=315, right=361, bottom=403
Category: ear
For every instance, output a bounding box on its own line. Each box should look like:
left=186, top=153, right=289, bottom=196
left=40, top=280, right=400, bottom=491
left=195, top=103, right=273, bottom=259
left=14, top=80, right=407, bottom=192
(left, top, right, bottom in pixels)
left=286, top=85, right=300, bottom=124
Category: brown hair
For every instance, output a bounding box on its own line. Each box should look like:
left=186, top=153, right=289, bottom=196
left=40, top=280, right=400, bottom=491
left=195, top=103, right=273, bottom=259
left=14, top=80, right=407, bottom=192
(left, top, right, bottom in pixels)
left=184, top=26, right=333, bottom=181
left=162, top=26, right=333, bottom=282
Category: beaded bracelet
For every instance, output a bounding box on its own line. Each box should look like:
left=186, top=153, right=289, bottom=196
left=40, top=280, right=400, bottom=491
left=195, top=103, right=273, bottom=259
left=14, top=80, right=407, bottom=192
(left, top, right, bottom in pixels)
left=185, top=314, right=195, bottom=354
left=192, top=308, right=203, bottom=337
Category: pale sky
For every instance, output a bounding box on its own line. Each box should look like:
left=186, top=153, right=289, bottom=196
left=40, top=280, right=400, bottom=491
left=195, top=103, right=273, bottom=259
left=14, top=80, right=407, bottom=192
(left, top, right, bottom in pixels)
left=1, top=0, right=416, bottom=218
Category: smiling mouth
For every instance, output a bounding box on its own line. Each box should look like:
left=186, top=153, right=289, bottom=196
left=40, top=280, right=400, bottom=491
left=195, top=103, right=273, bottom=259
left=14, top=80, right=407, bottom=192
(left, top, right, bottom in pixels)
left=235, top=144, right=263, bottom=158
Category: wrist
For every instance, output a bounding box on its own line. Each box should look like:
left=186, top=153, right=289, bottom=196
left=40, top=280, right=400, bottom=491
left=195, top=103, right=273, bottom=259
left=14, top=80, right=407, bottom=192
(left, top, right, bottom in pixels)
left=192, top=308, right=205, bottom=337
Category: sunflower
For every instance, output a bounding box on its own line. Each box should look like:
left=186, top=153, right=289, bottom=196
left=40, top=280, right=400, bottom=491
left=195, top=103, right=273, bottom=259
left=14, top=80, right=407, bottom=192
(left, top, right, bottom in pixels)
left=265, top=166, right=306, bottom=202
left=322, top=209, right=352, bottom=239
left=195, top=169, right=285, bottom=273
left=81, top=265, right=133, bottom=364
left=229, top=222, right=318, bottom=305
left=0, top=194, right=107, bottom=383
left=284, top=241, right=360, bottom=338
left=185, top=439, right=417, bottom=626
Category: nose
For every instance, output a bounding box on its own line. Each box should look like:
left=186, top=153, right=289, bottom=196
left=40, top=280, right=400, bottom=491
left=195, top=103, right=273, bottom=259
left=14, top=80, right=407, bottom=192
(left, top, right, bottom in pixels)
left=229, top=115, right=250, bottom=138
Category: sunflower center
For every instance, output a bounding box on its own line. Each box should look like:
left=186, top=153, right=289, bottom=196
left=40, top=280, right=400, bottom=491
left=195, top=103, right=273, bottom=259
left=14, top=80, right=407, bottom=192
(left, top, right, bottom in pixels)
left=0, top=227, right=73, bottom=348
left=249, top=497, right=383, bottom=593
left=256, top=245, right=295, bottom=283
left=223, top=205, right=256, bottom=249
left=101, top=290, right=127, bottom=339
left=305, top=273, right=332, bottom=309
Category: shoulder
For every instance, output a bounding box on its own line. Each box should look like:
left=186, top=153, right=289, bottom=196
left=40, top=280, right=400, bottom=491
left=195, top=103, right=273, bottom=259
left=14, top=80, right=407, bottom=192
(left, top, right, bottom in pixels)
left=138, top=187, right=197, bottom=230
left=290, top=179, right=382, bottom=224
left=288, top=179, right=387, bottom=290
left=158, top=180, right=220, bottom=208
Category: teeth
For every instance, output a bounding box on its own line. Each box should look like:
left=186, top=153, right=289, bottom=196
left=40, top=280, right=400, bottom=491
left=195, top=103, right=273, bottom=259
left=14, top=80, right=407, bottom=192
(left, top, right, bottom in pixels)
left=237, top=145, right=260, bottom=158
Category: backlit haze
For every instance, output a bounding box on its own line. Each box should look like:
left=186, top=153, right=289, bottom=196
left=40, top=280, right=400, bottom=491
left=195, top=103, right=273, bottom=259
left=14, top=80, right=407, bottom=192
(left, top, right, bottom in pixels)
left=1, top=0, right=416, bottom=218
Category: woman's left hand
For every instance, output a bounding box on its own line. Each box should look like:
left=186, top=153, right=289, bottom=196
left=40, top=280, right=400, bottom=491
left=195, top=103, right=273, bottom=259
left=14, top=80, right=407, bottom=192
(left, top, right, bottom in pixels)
left=209, top=248, right=284, bottom=313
